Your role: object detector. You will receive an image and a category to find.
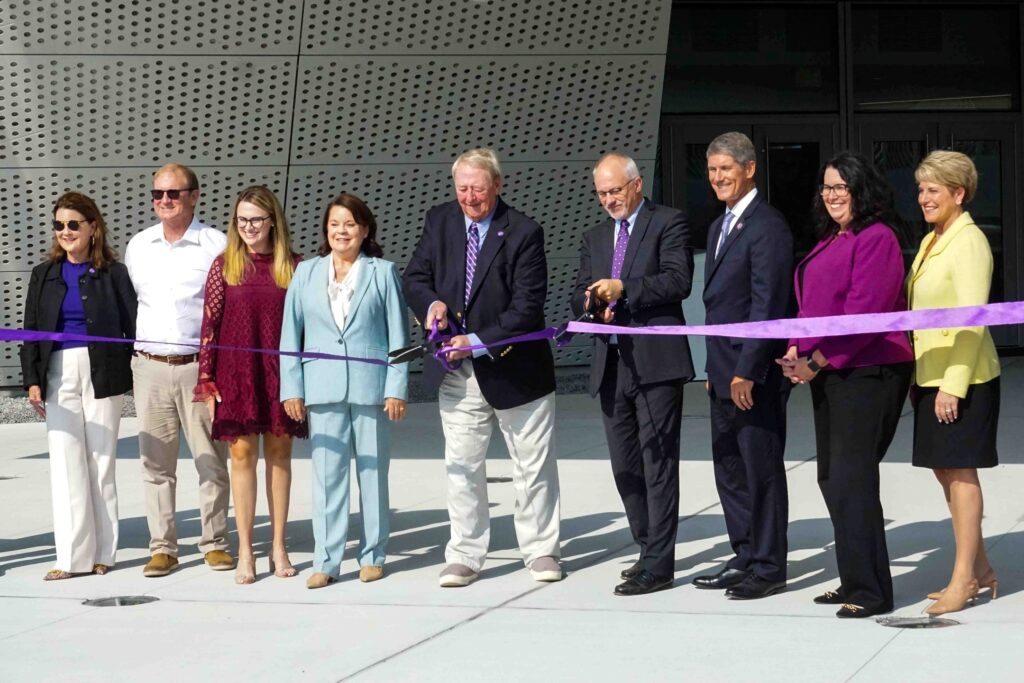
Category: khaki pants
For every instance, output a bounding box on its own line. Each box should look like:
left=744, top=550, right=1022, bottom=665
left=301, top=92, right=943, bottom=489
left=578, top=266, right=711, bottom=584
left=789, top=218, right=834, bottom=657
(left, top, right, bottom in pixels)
left=132, top=355, right=229, bottom=556
left=439, top=363, right=561, bottom=571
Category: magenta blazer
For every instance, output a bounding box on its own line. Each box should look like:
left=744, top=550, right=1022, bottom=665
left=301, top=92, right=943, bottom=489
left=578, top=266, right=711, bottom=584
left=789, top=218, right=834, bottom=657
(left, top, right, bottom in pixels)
left=791, top=222, right=913, bottom=369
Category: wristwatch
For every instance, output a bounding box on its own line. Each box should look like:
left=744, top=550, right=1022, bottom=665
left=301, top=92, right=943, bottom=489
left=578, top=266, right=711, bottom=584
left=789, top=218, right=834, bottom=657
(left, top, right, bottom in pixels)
left=806, top=357, right=823, bottom=373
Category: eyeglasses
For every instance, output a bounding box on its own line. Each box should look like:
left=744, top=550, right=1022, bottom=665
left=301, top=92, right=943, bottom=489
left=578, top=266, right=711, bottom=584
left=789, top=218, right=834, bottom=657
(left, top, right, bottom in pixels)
left=595, top=177, right=638, bottom=200
left=150, top=188, right=196, bottom=201
left=53, top=220, right=90, bottom=232
left=819, top=183, right=850, bottom=197
left=236, top=215, right=272, bottom=229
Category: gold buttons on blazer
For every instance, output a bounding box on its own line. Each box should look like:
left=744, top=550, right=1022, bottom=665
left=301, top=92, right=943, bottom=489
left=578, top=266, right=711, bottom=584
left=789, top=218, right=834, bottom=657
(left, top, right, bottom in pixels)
left=913, top=334, right=920, bottom=341
left=500, top=345, right=512, bottom=358
left=942, top=330, right=949, bottom=336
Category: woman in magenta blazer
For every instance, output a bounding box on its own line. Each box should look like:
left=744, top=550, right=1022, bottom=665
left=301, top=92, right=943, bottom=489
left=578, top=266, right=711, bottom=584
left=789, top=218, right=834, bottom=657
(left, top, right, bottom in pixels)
left=779, top=152, right=913, bottom=619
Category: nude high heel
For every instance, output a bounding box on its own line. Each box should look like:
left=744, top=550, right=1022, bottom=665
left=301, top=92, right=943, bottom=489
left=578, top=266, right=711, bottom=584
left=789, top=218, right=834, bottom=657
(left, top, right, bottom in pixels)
left=926, top=579, right=979, bottom=616
left=927, top=568, right=998, bottom=601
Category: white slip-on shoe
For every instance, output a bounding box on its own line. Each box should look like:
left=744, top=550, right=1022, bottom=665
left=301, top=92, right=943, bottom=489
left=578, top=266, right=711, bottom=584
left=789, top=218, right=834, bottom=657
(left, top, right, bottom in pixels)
left=529, top=556, right=563, bottom=582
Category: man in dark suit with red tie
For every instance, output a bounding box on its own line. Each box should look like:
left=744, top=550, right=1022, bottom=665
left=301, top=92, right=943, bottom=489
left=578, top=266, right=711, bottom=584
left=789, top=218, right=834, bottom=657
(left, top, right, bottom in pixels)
left=571, top=153, right=694, bottom=595
left=404, top=148, right=562, bottom=588
left=695, top=131, right=793, bottom=600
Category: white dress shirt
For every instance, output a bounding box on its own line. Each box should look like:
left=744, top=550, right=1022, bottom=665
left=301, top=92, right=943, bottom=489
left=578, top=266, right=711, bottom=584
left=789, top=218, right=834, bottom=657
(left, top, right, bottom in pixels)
left=328, top=255, right=361, bottom=331
left=124, top=217, right=227, bottom=355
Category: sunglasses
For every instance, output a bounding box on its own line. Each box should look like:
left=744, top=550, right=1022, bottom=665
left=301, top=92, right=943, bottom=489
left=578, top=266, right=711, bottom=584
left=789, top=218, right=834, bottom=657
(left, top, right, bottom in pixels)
left=53, top=220, right=90, bottom=232
left=150, top=188, right=196, bottom=201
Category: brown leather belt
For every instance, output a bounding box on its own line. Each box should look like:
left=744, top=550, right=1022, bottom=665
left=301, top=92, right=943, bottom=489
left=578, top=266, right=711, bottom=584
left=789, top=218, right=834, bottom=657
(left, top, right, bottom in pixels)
left=137, top=351, right=199, bottom=365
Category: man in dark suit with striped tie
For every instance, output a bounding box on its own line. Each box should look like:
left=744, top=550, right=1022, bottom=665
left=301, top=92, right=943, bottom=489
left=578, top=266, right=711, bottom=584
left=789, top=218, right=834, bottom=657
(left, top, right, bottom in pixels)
left=695, top=131, right=793, bottom=600
left=571, top=153, right=694, bottom=595
left=404, top=148, right=562, bottom=588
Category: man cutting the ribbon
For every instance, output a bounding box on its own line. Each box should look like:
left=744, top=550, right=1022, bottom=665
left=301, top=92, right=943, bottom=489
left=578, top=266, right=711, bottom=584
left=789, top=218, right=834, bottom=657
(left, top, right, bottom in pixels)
left=571, top=152, right=694, bottom=595
left=403, top=148, right=562, bottom=587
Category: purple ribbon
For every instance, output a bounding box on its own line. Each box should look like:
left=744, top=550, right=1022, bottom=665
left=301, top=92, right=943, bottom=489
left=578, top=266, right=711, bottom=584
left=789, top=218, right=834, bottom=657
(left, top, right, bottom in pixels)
left=566, top=301, right=1024, bottom=340
left=7, top=301, right=1023, bottom=369
left=5, top=330, right=390, bottom=366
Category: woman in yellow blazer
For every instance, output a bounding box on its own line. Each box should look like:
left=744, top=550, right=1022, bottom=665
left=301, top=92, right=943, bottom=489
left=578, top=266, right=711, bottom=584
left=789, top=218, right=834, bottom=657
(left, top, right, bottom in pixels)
left=908, top=150, right=1000, bottom=615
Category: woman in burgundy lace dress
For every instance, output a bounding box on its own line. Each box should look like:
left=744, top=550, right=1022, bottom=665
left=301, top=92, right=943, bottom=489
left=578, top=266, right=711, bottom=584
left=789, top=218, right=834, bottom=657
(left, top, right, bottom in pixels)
left=194, top=186, right=306, bottom=584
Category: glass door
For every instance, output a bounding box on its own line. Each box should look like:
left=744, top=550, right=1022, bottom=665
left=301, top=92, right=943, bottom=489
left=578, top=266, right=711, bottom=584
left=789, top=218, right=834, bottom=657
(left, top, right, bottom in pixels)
left=855, top=116, right=1020, bottom=346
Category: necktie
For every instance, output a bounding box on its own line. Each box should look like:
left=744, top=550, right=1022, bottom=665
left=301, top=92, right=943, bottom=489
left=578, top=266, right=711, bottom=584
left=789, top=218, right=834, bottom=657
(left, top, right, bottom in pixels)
left=609, top=219, right=630, bottom=309
left=465, top=222, right=479, bottom=305
left=716, top=211, right=734, bottom=259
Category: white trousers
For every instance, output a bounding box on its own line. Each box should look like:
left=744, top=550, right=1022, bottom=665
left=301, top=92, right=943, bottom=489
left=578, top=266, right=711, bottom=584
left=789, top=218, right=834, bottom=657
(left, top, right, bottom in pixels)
left=438, top=363, right=561, bottom=571
left=45, top=348, right=123, bottom=572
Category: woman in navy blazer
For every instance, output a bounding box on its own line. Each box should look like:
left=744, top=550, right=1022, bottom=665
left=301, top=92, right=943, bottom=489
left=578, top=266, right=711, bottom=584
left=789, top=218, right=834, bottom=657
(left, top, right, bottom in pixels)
left=779, top=152, right=913, bottom=618
left=280, top=193, right=409, bottom=588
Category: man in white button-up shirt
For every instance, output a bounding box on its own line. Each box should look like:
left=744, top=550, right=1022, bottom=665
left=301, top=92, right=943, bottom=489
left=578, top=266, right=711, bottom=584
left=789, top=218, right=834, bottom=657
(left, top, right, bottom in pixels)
left=124, top=163, right=232, bottom=577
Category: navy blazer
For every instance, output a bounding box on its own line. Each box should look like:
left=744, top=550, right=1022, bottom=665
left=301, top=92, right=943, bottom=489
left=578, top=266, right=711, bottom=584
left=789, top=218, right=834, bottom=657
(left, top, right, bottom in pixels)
left=570, top=200, right=695, bottom=396
left=20, top=259, right=137, bottom=399
left=702, top=193, right=794, bottom=398
left=403, top=198, right=555, bottom=410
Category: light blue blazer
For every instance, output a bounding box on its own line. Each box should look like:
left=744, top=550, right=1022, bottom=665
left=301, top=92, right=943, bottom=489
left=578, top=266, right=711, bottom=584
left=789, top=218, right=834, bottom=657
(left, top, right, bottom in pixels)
left=279, top=254, right=410, bottom=406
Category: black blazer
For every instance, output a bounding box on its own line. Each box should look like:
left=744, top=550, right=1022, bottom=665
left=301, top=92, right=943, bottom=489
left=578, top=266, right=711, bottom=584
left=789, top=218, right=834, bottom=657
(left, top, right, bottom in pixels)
left=20, top=259, right=138, bottom=399
left=702, top=194, right=794, bottom=398
left=403, top=198, right=556, bottom=410
left=571, top=200, right=695, bottom=396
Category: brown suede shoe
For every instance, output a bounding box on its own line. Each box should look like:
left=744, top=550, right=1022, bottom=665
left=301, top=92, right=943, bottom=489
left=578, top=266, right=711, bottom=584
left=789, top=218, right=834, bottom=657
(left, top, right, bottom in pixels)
left=205, top=550, right=236, bottom=571
left=143, top=553, right=179, bottom=577
left=359, top=565, right=385, bottom=583
left=306, top=572, right=337, bottom=589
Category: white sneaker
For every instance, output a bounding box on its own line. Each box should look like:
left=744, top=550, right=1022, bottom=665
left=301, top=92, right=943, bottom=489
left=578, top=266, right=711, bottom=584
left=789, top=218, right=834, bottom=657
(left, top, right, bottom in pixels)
left=439, top=563, right=479, bottom=587
left=529, top=556, right=563, bottom=582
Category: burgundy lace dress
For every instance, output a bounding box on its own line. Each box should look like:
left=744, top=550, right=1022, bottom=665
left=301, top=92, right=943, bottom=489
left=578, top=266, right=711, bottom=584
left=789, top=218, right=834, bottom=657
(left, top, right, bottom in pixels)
left=196, top=253, right=308, bottom=441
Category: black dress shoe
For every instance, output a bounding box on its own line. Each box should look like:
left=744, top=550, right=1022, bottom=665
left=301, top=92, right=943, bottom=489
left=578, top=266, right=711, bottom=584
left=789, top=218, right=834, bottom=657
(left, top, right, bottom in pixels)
left=620, top=561, right=642, bottom=580
left=836, top=602, right=890, bottom=619
left=813, top=588, right=845, bottom=605
left=692, top=567, right=750, bottom=590
left=725, top=576, right=786, bottom=600
left=614, top=570, right=673, bottom=596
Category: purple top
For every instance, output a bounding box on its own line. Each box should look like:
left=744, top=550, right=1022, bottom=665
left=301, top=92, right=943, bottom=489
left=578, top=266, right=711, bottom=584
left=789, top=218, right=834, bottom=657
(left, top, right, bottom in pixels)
left=55, top=260, right=90, bottom=351
left=791, top=222, right=913, bottom=369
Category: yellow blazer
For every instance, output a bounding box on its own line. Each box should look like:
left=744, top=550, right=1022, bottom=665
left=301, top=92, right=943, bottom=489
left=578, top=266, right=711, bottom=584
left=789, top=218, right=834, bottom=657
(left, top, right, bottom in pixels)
left=907, top=211, right=1000, bottom=398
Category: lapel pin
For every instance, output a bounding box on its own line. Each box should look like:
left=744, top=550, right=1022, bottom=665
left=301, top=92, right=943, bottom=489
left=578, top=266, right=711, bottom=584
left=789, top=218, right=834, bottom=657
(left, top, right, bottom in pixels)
left=497, top=231, right=504, bottom=237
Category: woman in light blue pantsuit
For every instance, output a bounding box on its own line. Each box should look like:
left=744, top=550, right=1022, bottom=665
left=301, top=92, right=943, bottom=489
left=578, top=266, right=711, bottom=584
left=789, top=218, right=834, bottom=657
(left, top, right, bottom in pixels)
left=280, top=193, right=409, bottom=588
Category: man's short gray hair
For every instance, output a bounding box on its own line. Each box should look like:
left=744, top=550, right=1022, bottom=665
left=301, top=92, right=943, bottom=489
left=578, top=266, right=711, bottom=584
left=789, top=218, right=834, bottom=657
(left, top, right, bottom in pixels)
left=706, top=132, right=756, bottom=166
left=593, top=152, right=641, bottom=180
left=452, top=148, right=502, bottom=183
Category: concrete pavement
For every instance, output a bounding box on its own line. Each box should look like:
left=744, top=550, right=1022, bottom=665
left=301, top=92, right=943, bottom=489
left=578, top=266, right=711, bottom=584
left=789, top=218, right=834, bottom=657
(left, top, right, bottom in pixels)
left=1, top=359, right=1022, bottom=682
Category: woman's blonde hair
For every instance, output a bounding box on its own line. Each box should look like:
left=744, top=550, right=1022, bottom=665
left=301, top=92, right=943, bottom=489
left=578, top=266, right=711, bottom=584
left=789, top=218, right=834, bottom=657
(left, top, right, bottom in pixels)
left=223, top=186, right=295, bottom=288
left=914, top=150, right=978, bottom=203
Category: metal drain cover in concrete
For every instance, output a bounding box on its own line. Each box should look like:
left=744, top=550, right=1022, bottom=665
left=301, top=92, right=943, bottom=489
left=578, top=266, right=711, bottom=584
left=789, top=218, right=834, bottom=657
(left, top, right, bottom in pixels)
left=82, top=596, right=159, bottom=607
left=486, top=476, right=513, bottom=483
left=876, top=616, right=959, bottom=628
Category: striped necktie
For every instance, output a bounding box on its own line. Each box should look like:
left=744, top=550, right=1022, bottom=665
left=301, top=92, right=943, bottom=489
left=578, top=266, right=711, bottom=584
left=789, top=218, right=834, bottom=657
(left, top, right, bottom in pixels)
left=465, top=222, right=479, bottom=305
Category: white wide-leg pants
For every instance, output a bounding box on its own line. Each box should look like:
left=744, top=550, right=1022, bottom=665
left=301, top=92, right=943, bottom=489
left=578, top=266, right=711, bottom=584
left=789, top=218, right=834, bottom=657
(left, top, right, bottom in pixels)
left=45, top=347, right=123, bottom=572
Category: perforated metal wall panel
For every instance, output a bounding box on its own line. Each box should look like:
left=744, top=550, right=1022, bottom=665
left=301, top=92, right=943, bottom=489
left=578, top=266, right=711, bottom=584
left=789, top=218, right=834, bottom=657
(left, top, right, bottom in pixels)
left=291, top=56, right=664, bottom=164
left=0, top=2, right=303, bottom=55
left=0, top=57, right=296, bottom=166
left=301, top=0, right=669, bottom=55
left=2, top=0, right=672, bottom=388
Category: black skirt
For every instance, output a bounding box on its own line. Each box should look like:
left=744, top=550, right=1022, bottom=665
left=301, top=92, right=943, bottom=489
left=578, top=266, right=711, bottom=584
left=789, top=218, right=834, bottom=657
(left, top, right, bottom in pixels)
left=912, top=377, right=1000, bottom=469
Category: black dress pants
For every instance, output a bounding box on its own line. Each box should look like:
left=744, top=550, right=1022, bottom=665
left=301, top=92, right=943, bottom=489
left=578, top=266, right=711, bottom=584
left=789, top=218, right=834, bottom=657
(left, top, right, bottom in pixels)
left=600, top=347, right=684, bottom=580
left=810, top=362, right=912, bottom=611
left=709, top=379, right=789, bottom=582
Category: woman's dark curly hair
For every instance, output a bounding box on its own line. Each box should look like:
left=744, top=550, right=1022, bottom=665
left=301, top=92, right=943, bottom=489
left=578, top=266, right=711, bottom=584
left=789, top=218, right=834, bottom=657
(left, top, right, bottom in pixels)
left=812, top=151, right=900, bottom=241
